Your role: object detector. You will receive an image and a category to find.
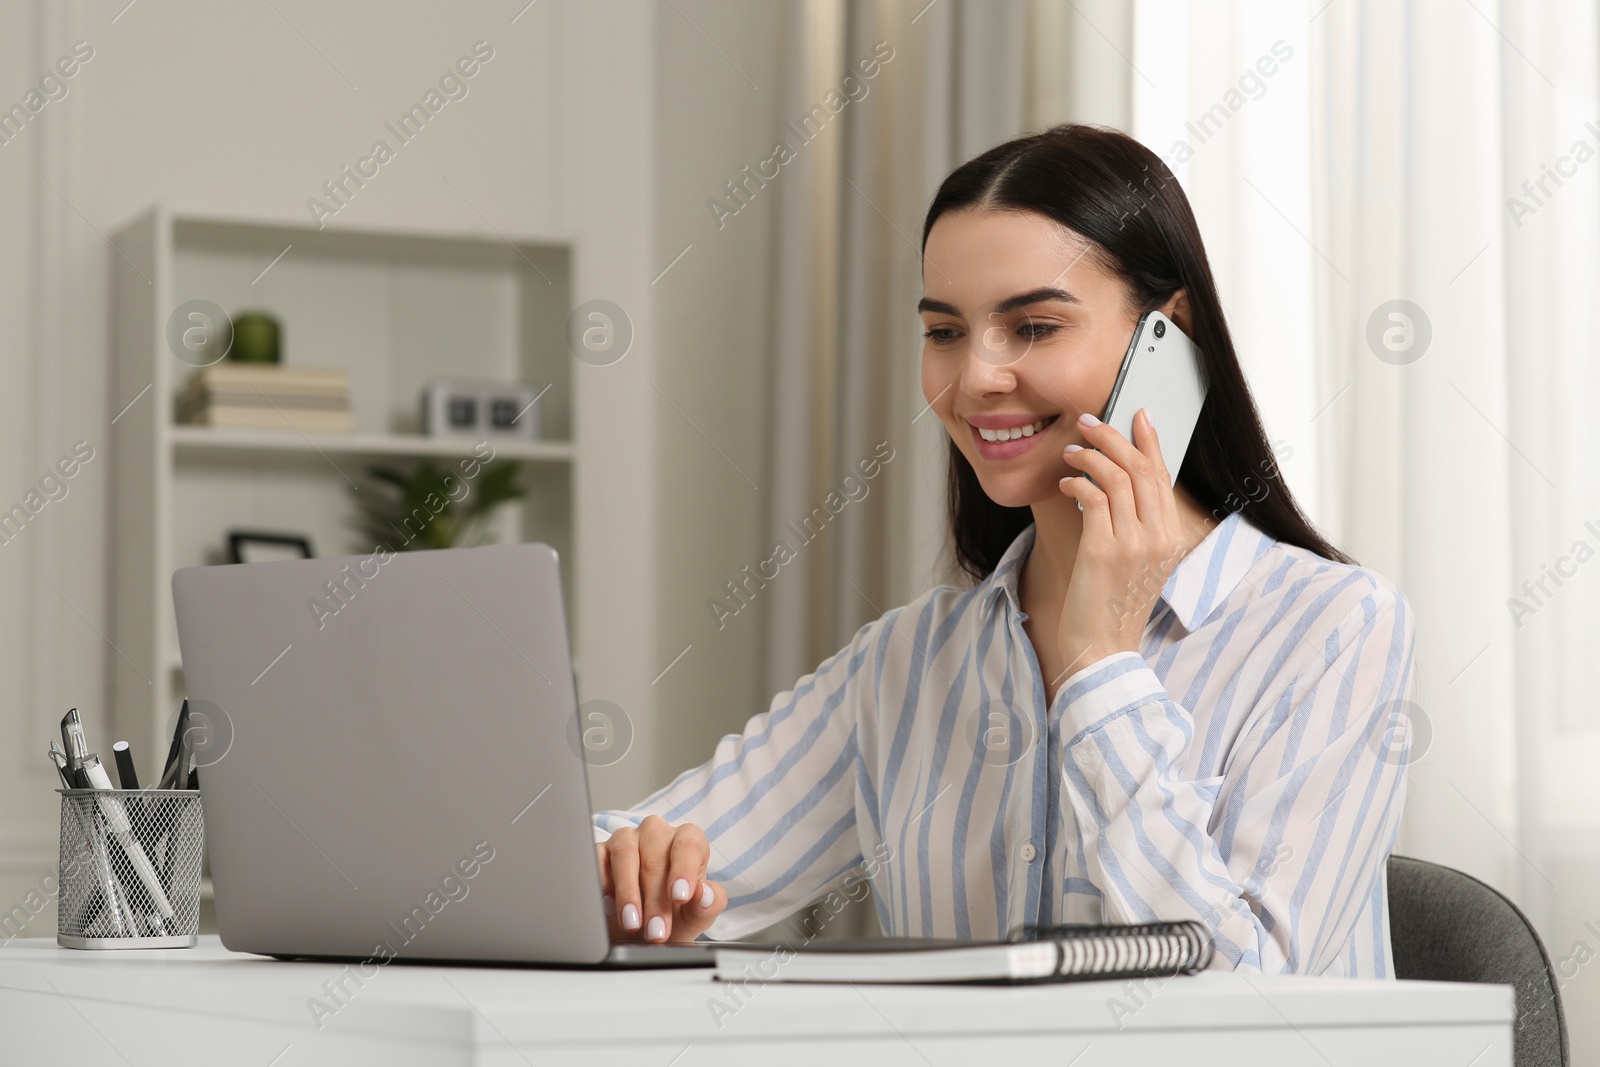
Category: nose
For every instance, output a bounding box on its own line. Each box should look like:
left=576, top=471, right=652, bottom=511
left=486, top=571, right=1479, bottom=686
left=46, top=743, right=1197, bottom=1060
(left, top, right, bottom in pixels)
left=959, top=332, right=1019, bottom=397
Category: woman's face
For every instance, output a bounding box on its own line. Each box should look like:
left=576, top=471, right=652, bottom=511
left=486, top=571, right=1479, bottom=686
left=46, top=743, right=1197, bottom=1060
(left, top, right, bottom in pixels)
left=919, top=208, right=1149, bottom=509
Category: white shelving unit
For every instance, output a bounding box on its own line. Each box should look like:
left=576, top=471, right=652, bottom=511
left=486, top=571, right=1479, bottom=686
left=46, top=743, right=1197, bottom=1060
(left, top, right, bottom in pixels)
left=167, top=425, right=578, bottom=462
left=109, top=209, right=581, bottom=763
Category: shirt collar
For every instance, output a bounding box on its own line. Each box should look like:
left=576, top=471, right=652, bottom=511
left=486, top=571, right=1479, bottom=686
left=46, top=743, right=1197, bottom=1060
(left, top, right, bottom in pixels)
left=979, top=509, right=1274, bottom=632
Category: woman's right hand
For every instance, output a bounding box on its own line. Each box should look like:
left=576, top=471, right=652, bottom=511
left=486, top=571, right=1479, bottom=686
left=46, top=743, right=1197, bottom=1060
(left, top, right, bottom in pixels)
left=596, top=815, right=727, bottom=943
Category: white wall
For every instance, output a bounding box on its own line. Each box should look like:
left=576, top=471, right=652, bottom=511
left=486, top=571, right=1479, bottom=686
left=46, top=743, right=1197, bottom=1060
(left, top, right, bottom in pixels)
left=0, top=0, right=676, bottom=933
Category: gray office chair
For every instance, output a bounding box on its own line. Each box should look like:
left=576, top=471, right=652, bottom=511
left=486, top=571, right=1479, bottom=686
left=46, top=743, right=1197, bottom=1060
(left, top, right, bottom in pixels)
left=1387, top=854, right=1568, bottom=1067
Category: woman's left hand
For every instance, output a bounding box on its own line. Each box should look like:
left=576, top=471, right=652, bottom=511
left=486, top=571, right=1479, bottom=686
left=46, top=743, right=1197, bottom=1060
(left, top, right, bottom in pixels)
left=1054, top=408, right=1195, bottom=675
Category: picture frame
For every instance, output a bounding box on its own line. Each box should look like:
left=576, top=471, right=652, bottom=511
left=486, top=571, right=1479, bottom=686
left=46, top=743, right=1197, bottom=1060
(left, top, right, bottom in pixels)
left=227, top=531, right=314, bottom=565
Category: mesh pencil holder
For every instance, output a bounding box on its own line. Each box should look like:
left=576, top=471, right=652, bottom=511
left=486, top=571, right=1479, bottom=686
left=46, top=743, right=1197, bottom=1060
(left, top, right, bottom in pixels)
left=56, top=788, right=203, bottom=949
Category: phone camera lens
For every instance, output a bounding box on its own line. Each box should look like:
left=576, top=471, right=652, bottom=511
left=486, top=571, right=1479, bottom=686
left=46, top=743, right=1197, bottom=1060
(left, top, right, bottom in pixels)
left=1153, top=320, right=1166, bottom=338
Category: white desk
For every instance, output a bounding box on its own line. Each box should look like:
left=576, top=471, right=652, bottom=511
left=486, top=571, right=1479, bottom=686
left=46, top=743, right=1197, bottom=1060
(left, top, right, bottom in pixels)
left=0, top=937, right=1512, bottom=1066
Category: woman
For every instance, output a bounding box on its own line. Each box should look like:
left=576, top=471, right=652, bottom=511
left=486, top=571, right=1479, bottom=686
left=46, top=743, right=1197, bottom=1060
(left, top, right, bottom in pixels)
left=592, top=124, right=1415, bottom=976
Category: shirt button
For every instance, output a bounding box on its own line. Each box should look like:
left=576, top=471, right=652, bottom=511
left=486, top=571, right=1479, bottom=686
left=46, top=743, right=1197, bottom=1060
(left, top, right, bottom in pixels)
left=1020, top=843, right=1038, bottom=862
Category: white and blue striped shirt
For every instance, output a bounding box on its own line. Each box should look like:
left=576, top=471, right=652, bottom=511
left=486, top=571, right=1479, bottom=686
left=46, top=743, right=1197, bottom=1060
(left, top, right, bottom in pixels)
left=595, top=510, right=1416, bottom=975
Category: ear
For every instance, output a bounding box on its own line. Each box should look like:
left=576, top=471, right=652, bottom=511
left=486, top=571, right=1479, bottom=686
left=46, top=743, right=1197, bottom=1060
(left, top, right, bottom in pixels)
left=1161, top=289, right=1193, bottom=335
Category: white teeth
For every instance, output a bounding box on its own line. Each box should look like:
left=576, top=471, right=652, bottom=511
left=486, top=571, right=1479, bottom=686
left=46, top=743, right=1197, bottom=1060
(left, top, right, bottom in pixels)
left=976, top=417, right=1051, bottom=442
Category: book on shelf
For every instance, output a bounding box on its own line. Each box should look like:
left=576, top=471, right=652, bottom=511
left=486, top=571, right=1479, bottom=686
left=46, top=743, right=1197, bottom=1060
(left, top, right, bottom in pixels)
left=178, top=363, right=351, bottom=433
left=181, top=363, right=349, bottom=397
left=177, top=405, right=353, bottom=432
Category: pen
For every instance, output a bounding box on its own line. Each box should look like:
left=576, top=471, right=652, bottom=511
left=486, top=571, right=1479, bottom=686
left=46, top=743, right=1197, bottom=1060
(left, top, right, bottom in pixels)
left=50, top=743, right=97, bottom=930
left=81, top=755, right=164, bottom=937
left=83, top=824, right=134, bottom=937
left=46, top=743, right=75, bottom=790
left=113, top=739, right=164, bottom=866
left=112, top=741, right=140, bottom=790
left=158, top=700, right=189, bottom=789
left=60, top=708, right=89, bottom=778
left=49, top=748, right=131, bottom=937
left=175, top=721, right=197, bottom=790
left=80, top=754, right=174, bottom=931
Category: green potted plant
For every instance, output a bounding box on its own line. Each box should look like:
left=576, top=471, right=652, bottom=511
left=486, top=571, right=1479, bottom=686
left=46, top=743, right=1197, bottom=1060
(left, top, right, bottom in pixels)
left=353, top=459, right=524, bottom=551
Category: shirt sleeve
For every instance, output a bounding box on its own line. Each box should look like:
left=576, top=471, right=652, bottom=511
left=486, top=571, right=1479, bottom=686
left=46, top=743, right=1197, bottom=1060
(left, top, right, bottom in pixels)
left=592, top=617, right=885, bottom=940
left=1053, top=579, right=1416, bottom=974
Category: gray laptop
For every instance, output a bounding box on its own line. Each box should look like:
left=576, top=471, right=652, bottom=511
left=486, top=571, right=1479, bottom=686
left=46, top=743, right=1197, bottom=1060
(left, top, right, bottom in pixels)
left=172, top=542, right=714, bottom=967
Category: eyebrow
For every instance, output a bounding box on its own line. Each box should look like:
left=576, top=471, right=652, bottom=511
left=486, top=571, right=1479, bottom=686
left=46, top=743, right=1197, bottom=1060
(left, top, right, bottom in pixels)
left=916, top=286, right=1080, bottom=317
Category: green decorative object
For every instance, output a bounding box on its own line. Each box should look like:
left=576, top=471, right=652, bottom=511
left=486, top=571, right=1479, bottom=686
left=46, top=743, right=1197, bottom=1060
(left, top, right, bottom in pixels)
left=354, top=458, right=525, bottom=552
left=227, top=311, right=281, bottom=364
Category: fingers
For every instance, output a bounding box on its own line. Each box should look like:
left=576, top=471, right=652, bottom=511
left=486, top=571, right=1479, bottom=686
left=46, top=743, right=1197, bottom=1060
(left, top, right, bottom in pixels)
left=1081, top=410, right=1146, bottom=471
left=1062, top=445, right=1134, bottom=534
left=666, top=824, right=710, bottom=916
left=594, top=842, right=618, bottom=934
left=1070, top=411, right=1167, bottom=528
left=1059, top=472, right=1112, bottom=542
left=1129, top=408, right=1177, bottom=528
left=605, top=826, right=644, bottom=936
left=602, top=818, right=723, bottom=944
left=662, top=825, right=724, bottom=944
left=1132, top=407, right=1171, bottom=484
left=637, top=814, right=676, bottom=942
left=673, top=878, right=728, bottom=943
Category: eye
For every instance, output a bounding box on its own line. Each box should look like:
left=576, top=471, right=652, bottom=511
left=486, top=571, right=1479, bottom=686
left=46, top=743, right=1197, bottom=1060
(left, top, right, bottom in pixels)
left=1018, top=322, right=1059, bottom=340
left=922, top=326, right=963, bottom=345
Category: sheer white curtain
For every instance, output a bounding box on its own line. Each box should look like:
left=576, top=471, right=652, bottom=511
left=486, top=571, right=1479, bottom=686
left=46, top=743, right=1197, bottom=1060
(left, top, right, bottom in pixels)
left=1135, top=0, right=1600, bottom=1056
left=1133, top=1, right=1321, bottom=510
left=1311, top=1, right=1600, bottom=1059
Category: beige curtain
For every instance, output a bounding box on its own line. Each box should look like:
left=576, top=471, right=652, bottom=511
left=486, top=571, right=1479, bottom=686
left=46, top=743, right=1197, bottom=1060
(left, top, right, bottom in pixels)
left=756, top=0, right=1133, bottom=937
left=763, top=0, right=1134, bottom=695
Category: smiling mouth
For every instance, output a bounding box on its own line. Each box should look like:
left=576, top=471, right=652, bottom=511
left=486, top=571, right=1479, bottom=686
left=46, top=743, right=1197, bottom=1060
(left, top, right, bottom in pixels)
left=972, top=415, right=1059, bottom=442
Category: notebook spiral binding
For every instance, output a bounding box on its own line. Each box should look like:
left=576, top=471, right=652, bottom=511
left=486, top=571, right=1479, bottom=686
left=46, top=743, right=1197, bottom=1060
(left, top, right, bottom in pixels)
left=1006, top=919, right=1215, bottom=980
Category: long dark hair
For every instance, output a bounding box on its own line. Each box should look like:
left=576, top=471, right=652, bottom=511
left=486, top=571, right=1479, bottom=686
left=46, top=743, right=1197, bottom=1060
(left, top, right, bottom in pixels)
left=923, top=123, right=1353, bottom=581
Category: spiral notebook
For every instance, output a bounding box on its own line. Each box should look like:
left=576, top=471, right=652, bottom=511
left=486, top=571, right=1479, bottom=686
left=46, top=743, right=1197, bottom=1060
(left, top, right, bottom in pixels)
left=713, top=921, right=1214, bottom=985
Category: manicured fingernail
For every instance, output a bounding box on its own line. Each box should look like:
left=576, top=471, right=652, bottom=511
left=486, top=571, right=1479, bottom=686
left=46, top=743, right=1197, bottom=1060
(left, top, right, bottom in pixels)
left=1064, top=444, right=1083, bottom=453
left=1078, top=412, right=1101, bottom=427
left=1142, top=408, right=1155, bottom=427
left=671, top=878, right=690, bottom=902
left=602, top=894, right=616, bottom=916
left=621, top=903, right=640, bottom=930
left=700, top=883, right=715, bottom=908
left=647, top=916, right=666, bottom=941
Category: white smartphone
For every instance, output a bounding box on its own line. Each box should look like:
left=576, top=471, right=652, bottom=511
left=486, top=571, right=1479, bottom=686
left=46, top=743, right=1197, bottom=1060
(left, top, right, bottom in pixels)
left=1095, top=309, right=1209, bottom=484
